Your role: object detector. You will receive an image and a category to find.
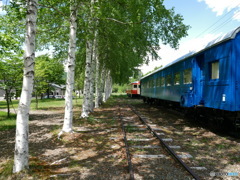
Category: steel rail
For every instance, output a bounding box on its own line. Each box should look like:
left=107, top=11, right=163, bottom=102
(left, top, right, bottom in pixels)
left=130, top=105, right=200, bottom=180
left=118, top=107, right=135, bottom=180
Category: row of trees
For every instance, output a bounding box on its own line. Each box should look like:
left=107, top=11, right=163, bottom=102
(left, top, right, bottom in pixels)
left=0, top=0, right=190, bottom=173
left=0, top=54, right=65, bottom=117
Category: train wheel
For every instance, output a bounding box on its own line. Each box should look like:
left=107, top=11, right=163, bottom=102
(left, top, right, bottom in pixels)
left=143, top=97, right=146, bottom=103
left=180, top=95, right=185, bottom=107
left=146, top=98, right=151, bottom=104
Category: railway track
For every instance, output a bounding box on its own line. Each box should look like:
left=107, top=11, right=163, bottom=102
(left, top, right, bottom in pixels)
left=118, top=104, right=202, bottom=180
left=151, top=102, right=240, bottom=138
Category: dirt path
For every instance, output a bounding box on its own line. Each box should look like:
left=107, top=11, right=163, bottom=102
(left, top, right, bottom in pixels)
left=0, top=104, right=130, bottom=179
left=0, top=97, right=240, bottom=180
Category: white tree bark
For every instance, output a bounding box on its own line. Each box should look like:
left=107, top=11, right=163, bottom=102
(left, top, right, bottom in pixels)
left=89, top=29, right=98, bottom=111
left=89, top=66, right=95, bottom=112
left=81, top=0, right=95, bottom=118
left=94, top=49, right=100, bottom=108
left=13, top=0, right=38, bottom=173
left=103, top=70, right=112, bottom=102
left=61, top=0, right=77, bottom=134
left=107, top=72, right=113, bottom=100
left=81, top=40, right=93, bottom=118
left=99, top=66, right=105, bottom=104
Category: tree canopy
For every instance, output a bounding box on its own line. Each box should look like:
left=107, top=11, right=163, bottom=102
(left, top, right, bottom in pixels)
left=0, top=0, right=190, bottom=173
left=34, top=54, right=65, bottom=98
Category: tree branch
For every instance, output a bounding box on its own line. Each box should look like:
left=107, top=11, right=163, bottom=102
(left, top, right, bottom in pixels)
left=38, top=2, right=68, bottom=17
left=105, top=18, right=129, bottom=25
left=97, top=17, right=145, bottom=25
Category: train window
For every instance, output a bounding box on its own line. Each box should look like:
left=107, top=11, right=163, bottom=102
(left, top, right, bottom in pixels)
left=184, top=68, right=192, bottom=84
left=174, top=72, right=180, bottom=85
left=153, top=79, right=156, bottom=87
left=211, top=61, right=219, bottom=79
left=166, top=75, right=172, bottom=86
left=157, top=77, right=161, bottom=87
left=133, top=85, right=137, bottom=88
left=161, top=77, right=165, bottom=87
left=149, top=80, right=152, bottom=88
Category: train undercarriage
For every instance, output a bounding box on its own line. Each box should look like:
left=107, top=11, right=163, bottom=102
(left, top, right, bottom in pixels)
left=142, top=96, right=240, bottom=134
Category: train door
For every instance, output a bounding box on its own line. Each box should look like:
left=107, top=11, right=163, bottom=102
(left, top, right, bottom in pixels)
left=196, top=54, right=205, bottom=105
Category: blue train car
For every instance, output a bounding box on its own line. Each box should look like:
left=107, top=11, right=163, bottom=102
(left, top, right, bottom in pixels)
left=140, top=27, right=240, bottom=128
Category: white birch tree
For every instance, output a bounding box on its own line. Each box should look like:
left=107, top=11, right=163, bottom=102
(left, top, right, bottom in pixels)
left=60, top=0, right=78, bottom=134
left=13, top=0, right=38, bottom=173
left=103, top=70, right=112, bottom=102
left=81, top=39, right=93, bottom=118
left=81, top=0, right=95, bottom=118
left=89, top=60, right=95, bottom=112
left=94, top=48, right=101, bottom=108
left=95, top=63, right=105, bottom=107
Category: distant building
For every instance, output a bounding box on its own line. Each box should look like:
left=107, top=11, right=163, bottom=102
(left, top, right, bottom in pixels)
left=0, top=83, right=66, bottom=100
left=50, top=83, right=66, bottom=96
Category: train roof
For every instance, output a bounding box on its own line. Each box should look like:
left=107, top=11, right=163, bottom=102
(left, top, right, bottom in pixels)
left=130, top=81, right=140, bottom=85
left=141, top=26, right=240, bottom=80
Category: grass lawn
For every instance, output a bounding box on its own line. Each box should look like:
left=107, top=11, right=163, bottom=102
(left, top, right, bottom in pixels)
left=0, top=97, right=83, bottom=131
left=0, top=111, right=16, bottom=131
left=0, top=97, right=83, bottom=110
left=31, top=98, right=83, bottom=110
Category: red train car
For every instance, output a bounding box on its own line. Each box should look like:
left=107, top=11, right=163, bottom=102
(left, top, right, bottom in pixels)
left=126, top=81, right=140, bottom=97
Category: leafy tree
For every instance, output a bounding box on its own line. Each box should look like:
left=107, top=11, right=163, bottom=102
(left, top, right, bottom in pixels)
left=34, top=54, right=65, bottom=99
left=79, top=0, right=190, bottom=116
left=0, top=56, right=23, bottom=117
left=0, top=13, right=24, bottom=117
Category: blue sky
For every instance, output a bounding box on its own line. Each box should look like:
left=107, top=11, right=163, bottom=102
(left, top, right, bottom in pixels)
left=0, top=0, right=9, bottom=13
left=141, top=0, right=240, bottom=74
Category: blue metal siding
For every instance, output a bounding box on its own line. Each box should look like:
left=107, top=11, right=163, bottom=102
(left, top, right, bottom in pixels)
left=234, top=33, right=240, bottom=111
left=140, top=27, right=240, bottom=112
left=203, top=41, right=233, bottom=111
left=141, top=58, right=194, bottom=105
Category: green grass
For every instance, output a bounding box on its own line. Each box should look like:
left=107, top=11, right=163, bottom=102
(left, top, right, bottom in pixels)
left=0, top=111, right=16, bottom=131
left=31, top=99, right=65, bottom=110
left=0, top=100, right=18, bottom=110
left=0, top=159, right=14, bottom=177
left=0, top=97, right=83, bottom=111
left=0, top=97, right=83, bottom=131
left=31, top=98, right=83, bottom=110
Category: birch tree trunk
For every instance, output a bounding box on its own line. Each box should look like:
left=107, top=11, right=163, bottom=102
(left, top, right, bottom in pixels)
left=81, top=40, right=93, bottom=118
left=94, top=50, right=100, bottom=108
left=13, top=0, right=38, bottom=173
left=89, top=30, right=98, bottom=111
left=89, top=61, right=95, bottom=112
left=99, top=66, right=105, bottom=104
left=103, top=70, right=109, bottom=102
left=61, top=0, right=77, bottom=134
left=107, top=72, right=112, bottom=100
left=103, top=70, right=112, bottom=102
left=81, top=0, right=95, bottom=118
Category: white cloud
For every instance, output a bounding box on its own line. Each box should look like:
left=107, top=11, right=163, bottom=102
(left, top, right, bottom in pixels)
left=140, top=33, right=221, bottom=74
left=0, top=1, right=3, bottom=10
left=0, top=1, right=6, bottom=15
left=198, top=0, right=240, bottom=17
left=233, top=9, right=240, bottom=21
